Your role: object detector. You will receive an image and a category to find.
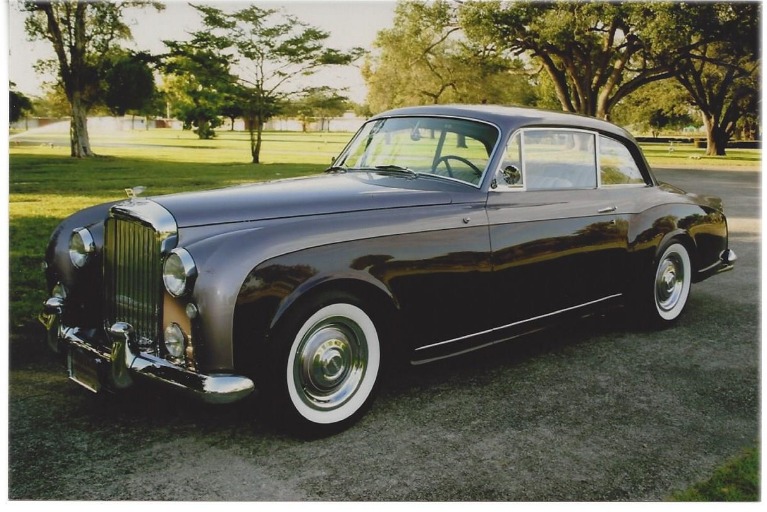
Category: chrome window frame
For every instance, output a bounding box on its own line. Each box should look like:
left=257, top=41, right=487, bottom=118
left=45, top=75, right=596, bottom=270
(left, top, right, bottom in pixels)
left=335, top=115, right=504, bottom=190
left=493, top=127, right=651, bottom=193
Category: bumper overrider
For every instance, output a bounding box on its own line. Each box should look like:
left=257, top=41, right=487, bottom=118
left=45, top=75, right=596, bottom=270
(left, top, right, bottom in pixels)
left=696, top=248, right=737, bottom=282
left=40, top=298, right=255, bottom=405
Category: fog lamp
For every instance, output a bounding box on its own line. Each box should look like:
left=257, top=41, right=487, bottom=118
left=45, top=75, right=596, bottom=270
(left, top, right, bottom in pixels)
left=51, top=282, right=68, bottom=300
left=163, top=323, right=186, bottom=359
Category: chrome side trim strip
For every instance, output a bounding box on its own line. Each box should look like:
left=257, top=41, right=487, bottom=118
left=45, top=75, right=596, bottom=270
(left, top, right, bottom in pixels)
left=412, top=327, right=546, bottom=366
left=415, top=293, right=622, bottom=352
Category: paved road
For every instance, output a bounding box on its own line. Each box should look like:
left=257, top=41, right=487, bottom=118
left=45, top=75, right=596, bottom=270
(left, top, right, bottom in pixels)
left=8, top=167, right=760, bottom=501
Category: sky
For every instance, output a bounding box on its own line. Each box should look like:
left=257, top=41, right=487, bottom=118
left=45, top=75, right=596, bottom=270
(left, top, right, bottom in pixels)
left=6, top=0, right=397, bottom=104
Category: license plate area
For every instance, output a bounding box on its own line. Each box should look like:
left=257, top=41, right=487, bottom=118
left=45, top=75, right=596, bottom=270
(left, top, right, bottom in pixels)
left=67, top=347, right=103, bottom=393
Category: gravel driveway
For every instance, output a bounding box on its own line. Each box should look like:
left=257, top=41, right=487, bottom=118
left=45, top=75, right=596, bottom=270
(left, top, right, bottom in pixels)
left=8, top=166, right=760, bottom=501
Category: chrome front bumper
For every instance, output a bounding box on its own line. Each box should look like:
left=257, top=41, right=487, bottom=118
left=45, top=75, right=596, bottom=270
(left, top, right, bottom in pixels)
left=40, top=299, right=255, bottom=405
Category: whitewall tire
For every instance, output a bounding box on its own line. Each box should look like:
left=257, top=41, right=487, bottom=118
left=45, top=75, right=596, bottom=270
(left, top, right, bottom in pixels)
left=285, top=302, right=380, bottom=427
left=652, top=242, right=692, bottom=322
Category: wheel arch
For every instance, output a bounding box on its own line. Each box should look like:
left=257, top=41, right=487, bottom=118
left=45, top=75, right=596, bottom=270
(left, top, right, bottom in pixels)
left=656, top=229, right=699, bottom=273
left=232, top=272, right=403, bottom=379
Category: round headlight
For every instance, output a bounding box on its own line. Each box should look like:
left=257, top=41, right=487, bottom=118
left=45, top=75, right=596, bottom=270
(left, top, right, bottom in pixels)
left=69, top=227, right=95, bottom=268
left=163, top=248, right=197, bottom=297
left=163, top=323, right=186, bottom=359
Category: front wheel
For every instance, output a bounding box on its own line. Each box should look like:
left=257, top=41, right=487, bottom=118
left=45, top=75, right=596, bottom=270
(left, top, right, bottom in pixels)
left=270, top=297, right=381, bottom=433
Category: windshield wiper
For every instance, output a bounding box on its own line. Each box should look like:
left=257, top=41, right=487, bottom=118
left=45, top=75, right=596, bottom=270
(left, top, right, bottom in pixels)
left=371, top=165, right=419, bottom=179
left=324, top=165, right=347, bottom=174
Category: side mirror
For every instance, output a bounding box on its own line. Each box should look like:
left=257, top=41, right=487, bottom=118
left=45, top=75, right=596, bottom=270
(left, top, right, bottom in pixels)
left=502, top=165, right=521, bottom=185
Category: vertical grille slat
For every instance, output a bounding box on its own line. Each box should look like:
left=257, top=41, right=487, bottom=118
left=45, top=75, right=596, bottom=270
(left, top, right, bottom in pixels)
left=105, top=215, right=163, bottom=352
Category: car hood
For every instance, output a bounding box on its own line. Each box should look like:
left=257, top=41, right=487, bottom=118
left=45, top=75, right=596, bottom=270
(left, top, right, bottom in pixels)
left=151, top=173, right=454, bottom=228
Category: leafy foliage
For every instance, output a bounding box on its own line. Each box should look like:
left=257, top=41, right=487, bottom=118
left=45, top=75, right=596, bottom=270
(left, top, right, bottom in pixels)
left=283, top=87, right=350, bottom=131
left=162, top=36, right=236, bottom=139
left=103, top=52, right=157, bottom=117
left=363, top=1, right=536, bottom=113
left=9, top=84, right=33, bottom=123
left=611, top=81, right=694, bottom=135
left=460, top=0, right=681, bottom=119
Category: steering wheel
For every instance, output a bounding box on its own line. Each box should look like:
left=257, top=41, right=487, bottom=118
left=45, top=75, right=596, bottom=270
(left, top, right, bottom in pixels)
left=434, top=155, right=483, bottom=179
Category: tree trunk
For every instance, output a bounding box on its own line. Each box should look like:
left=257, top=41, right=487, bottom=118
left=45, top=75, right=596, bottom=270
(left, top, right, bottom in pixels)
left=250, top=116, right=263, bottom=164
left=702, top=114, right=728, bottom=156
left=70, top=93, right=94, bottom=157
left=196, top=116, right=213, bottom=139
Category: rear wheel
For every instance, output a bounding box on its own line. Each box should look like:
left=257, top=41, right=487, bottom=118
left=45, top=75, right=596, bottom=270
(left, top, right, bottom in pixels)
left=638, top=241, right=692, bottom=325
left=269, top=294, right=381, bottom=433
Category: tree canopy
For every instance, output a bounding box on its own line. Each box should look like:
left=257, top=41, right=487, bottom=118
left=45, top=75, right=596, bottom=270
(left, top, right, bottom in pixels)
left=369, top=0, right=760, bottom=154
left=103, top=52, right=157, bottom=118
left=9, top=83, right=33, bottom=123
left=163, top=35, right=236, bottom=139
left=459, top=0, right=685, bottom=120
left=363, top=0, right=536, bottom=113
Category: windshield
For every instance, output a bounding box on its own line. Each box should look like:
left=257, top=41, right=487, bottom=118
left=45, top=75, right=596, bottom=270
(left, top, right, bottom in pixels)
left=337, top=116, right=500, bottom=186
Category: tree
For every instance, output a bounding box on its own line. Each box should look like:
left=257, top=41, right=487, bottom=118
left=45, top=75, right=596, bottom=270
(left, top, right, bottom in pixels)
left=31, top=83, right=71, bottom=118
left=286, top=87, right=349, bottom=131
left=103, top=52, right=157, bottom=123
left=611, top=80, right=694, bottom=136
left=162, top=38, right=235, bottom=139
left=460, top=0, right=684, bottom=119
left=9, top=83, right=33, bottom=124
left=22, top=1, right=163, bottom=157
left=363, top=1, right=535, bottom=113
left=219, top=102, right=244, bottom=131
left=663, top=3, right=760, bottom=155
left=186, top=4, right=364, bottom=163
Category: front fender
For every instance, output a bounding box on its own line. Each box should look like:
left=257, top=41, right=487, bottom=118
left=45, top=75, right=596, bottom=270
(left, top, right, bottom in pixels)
left=182, top=210, right=401, bottom=371
left=184, top=203, right=483, bottom=371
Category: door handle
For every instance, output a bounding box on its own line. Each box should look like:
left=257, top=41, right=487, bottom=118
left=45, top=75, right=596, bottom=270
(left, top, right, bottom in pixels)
left=597, top=205, right=617, bottom=214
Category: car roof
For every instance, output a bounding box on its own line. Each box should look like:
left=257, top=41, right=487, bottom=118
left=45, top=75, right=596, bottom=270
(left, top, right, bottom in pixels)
left=373, top=104, right=635, bottom=141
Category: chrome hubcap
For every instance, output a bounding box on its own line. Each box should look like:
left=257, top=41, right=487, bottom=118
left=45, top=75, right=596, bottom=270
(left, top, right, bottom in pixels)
left=656, top=254, right=684, bottom=312
left=294, top=319, right=367, bottom=411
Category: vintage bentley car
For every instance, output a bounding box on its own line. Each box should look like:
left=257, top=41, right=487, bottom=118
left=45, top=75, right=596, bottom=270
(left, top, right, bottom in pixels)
left=40, top=105, right=735, bottom=432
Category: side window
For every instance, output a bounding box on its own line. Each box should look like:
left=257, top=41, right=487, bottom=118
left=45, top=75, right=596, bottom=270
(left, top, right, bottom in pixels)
left=523, top=130, right=597, bottom=190
left=599, top=136, right=646, bottom=185
left=496, top=132, right=523, bottom=188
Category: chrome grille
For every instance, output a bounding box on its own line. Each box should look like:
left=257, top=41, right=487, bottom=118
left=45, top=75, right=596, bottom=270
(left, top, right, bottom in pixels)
left=104, top=215, right=163, bottom=351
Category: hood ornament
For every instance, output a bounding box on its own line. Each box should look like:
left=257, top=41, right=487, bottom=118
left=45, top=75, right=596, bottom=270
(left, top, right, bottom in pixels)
left=124, top=186, right=147, bottom=203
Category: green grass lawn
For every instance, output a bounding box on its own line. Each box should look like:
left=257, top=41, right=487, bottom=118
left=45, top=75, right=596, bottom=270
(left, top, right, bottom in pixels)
left=641, top=142, right=761, bottom=168
left=6, top=129, right=761, bottom=501
left=671, top=445, right=760, bottom=501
